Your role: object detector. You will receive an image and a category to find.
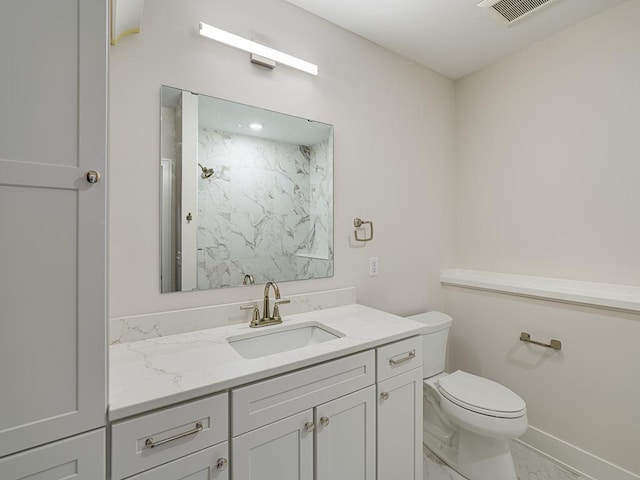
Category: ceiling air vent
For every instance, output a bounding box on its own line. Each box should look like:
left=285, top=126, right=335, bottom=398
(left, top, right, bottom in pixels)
left=478, top=0, right=561, bottom=25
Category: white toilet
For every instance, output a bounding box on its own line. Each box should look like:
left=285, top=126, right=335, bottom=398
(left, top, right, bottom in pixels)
left=408, top=312, right=527, bottom=480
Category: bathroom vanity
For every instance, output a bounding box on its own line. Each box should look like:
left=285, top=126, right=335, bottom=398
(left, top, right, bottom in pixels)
left=109, top=304, right=426, bottom=480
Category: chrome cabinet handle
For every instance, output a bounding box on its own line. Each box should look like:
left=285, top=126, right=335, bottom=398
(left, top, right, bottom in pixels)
left=144, top=421, right=203, bottom=449
left=304, top=421, right=315, bottom=433
left=216, top=458, right=228, bottom=471
left=380, top=391, right=390, bottom=401
left=320, top=416, right=330, bottom=427
left=85, top=170, right=101, bottom=184
left=389, top=350, right=416, bottom=366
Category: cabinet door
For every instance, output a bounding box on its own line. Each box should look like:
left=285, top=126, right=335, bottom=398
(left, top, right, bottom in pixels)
left=232, top=410, right=313, bottom=480
left=0, top=429, right=105, bottom=480
left=0, top=0, right=107, bottom=457
left=127, top=443, right=229, bottom=480
left=377, top=368, right=423, bottom=480
left=315, top=386, right=376, bottom=480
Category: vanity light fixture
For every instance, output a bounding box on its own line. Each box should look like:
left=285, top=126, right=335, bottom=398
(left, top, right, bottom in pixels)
left=198, top=22, right=318, bottom=76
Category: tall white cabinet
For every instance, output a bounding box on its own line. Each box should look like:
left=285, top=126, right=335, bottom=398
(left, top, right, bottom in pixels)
left=0, top=0, right=108, bottom=477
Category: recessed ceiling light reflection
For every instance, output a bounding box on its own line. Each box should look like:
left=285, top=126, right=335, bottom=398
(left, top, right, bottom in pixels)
left=249, top=123, right=263, bottom=131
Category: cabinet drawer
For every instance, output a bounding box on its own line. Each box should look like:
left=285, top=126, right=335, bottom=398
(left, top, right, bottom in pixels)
left=111, top=393, right=228, bottom=480
left=376, top=336, right=422, bottom=382
left=127, top=442, right=229, bottom=480
left=0, top=429, right=105, bottom=480
left=232, top=350, right=375, bottom=435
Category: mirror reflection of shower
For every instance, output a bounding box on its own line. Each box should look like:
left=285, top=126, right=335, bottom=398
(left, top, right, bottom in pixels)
left=160, top=85, right=334, bottom=293
left=198, top=163, right=214, bottom=179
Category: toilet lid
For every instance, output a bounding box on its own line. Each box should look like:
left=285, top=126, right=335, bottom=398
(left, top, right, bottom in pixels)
left=437, top=371, right=526, bottom=418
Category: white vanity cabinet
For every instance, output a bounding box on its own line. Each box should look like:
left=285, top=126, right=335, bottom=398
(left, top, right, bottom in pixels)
left=0, top=0, right=107, bottom=476
left=231, top=351, right=377, bottom=480
left=108, top=316, right=427, bottom=480
left=232, top=388, right=376, bottom=480
left=376, top=337, right=424, bottom=480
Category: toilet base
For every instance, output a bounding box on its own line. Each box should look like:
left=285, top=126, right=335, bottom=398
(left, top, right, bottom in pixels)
left=424, top=428, right=518, bottom=480
left=457, top=429, right=518, bottom=480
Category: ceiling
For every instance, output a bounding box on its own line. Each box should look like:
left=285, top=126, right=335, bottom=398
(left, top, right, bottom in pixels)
left=285, top=0, right=628, bottom=79
left=162, top=86, right=332, bottom=145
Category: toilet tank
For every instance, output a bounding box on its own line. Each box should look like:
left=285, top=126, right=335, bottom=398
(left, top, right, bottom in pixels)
left=407, top=311, right=452, bottom=378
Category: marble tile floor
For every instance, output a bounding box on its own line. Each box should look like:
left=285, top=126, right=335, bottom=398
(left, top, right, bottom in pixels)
left=424, top=442, right=588, bottom=480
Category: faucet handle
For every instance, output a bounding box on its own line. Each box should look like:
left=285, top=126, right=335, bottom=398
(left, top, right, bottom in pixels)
left=273, top=299, right=291, bottom=321
left=240, top=304, right=260, bottom=324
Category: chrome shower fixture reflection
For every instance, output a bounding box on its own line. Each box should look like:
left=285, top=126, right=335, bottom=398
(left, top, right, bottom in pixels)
left=198, top=163, right=214, bottom=179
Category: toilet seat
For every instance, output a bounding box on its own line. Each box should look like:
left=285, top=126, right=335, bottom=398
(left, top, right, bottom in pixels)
left=437, top=371, right=526, bottom=419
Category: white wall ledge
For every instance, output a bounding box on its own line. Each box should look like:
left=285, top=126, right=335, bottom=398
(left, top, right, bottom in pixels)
left=441, top=269, right=640, bottom=313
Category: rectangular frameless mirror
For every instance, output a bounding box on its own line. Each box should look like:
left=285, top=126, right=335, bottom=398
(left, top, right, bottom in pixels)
left=160, top=86, right=334, bottom=292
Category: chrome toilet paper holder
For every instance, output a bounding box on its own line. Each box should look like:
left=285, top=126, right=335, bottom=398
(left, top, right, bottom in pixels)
left=520, top=332, right=562, bottom=350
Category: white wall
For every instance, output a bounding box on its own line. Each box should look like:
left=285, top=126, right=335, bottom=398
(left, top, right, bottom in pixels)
left=451, top=2, right=640, bottom=477
left=455, top=1, right=640, bottom=285
left=108, top=0, right=456, bottom=317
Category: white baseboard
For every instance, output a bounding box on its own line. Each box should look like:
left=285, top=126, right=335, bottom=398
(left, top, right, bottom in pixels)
left=518, top=426, right=639, bottom=480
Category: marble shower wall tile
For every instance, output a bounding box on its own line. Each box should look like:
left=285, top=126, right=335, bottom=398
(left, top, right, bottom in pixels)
left=197, top=129, right=332, bottom=288
left=198, top=129, right=310, bottom=215
left=309, top=136, right=333, bottom=259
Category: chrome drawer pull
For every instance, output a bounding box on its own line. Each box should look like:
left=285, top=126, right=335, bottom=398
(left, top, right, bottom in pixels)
left=389, top=350, right=416, bottom=366
left=144, top=421, right=204, bottom=449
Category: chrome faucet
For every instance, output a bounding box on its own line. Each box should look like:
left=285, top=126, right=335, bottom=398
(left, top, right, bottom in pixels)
left=240, top=281, right=290, bottom=328
left=262, top=281, right=290, bottom=323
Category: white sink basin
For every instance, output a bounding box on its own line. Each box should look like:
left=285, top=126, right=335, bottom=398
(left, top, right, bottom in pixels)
left=228, top=322, right=344, bottom=359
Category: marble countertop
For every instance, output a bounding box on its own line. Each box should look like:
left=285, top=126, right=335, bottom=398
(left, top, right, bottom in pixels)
left=109, top=304, right=427, bottom=420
